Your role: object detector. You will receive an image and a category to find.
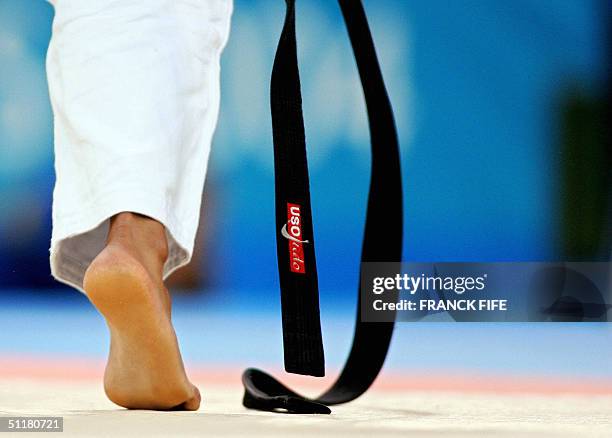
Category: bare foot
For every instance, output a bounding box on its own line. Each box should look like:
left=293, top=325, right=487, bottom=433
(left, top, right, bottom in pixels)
left=83, top=212, right=200, bottom=410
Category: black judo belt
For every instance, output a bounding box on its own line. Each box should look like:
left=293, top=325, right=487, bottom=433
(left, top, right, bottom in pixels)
left=241, top=0, right=403, bottom=414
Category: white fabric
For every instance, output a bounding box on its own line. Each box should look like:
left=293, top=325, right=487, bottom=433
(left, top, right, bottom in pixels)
left=46, top=0, right=233, bottom=293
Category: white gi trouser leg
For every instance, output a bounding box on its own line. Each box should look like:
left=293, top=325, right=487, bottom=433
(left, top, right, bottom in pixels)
left=46, top=0, right=233, bottom=292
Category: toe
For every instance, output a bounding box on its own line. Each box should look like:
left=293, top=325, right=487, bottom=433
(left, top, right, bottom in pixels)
left=176, top=385, right=201, bottom=411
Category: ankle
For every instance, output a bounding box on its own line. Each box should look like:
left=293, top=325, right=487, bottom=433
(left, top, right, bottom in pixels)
left=108, top=212, right=169, bottom=267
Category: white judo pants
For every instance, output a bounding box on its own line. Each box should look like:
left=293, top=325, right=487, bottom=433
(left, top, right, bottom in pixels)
left=46, top=0, right=233, bottom=292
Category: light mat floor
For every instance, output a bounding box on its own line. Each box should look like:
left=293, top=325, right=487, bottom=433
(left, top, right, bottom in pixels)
left=1, top=379, right=611, bottom=437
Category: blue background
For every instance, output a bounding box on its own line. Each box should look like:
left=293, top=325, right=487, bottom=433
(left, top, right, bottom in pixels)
left=0, top=0, right=610, bottom=382
left=0, top=0, right=609, bottom=294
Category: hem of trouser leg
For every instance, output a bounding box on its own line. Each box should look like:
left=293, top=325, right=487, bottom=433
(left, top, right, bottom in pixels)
left=50, top=197, right=193, bottom=294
